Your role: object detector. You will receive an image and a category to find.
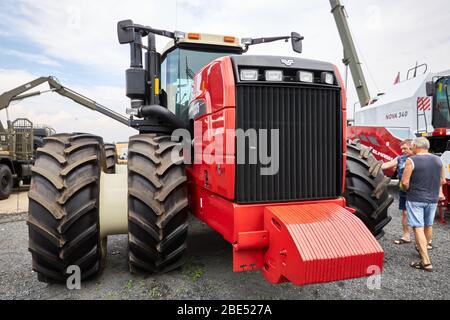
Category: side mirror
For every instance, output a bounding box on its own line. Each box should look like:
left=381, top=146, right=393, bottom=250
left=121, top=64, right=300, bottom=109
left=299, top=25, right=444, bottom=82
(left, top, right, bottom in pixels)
left=426, top=81, right=435, bottom=97
left=117, top=19, right=135, bottom=44
left=291, top=32, right=303, bottom=54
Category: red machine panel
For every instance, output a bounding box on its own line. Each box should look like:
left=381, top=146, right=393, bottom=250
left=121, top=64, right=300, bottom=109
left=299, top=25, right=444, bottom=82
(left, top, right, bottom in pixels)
left=334, top=65, right=348, bottom=193
left=347, top=126, right=403, bottom=177
left=263, top=203, right=384, bottom=285
left=188, top=56, right=237, bottom=201
left=192, top=57, right=236, bottom=115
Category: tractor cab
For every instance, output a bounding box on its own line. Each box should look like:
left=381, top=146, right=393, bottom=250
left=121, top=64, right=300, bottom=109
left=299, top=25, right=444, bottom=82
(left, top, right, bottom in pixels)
left=160, top=33, right=243, bottom=125
left=424, top=75, right=450, bottom=154
left=428, top=76, right=450, bottom=130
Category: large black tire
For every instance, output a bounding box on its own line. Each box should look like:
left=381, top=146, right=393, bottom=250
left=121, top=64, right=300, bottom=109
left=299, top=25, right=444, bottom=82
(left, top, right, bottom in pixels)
left=27, top=133, right=107, bottom=283
left=127, top=134, right=189, bottom=274
left=0, top=164, right=13, bottom=200
left=105, top=143, right=117, bottom=174
left=344, top=139, right=393, bottom=239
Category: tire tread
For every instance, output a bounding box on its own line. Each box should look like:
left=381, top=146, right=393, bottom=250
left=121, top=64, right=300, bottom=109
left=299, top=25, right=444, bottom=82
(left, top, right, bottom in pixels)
left=128, top=134, right=188, bottom=275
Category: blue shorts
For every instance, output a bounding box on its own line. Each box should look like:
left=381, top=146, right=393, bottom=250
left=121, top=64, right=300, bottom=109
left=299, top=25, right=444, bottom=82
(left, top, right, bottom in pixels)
left=399, top=192, right=407, bottom=211
left=406, top=201, right=437, bottom=228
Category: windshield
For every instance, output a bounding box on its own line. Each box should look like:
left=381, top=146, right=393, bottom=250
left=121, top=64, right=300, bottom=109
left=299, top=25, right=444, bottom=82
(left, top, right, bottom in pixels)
left=433, top=76, right=450, bottom=128
left=161, top=48, right=232, bottom=125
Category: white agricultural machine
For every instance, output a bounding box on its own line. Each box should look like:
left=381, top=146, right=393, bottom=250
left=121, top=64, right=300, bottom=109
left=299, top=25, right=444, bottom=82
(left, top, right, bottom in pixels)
left=331, top=0, right=450, bottom=222
left=348, top=68, right=450, bottom=164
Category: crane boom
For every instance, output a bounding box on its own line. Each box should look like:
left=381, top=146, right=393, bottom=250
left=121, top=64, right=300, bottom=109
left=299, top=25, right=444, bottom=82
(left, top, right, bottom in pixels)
left=330, top=0, right=371, bottom=107
left=0, top=76, right=131, bottom=127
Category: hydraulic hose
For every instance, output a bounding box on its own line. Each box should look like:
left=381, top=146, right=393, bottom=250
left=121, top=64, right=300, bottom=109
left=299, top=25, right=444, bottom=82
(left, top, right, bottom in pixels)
left=138, top=104, right=186, bottom=129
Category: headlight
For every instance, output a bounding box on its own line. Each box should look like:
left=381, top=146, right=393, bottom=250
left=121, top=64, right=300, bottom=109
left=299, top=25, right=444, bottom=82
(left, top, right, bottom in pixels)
left=240, top=69, right=259, bottom=81
left=265, top=70, right=283, bottom=82
left=297, top=70, right=314, bottom=83
left=322, top=72, right=334, bottom=85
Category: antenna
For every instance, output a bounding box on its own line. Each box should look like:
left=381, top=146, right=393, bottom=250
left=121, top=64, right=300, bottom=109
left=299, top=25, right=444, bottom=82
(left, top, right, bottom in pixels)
left=175, top=0, right=179, bottom=30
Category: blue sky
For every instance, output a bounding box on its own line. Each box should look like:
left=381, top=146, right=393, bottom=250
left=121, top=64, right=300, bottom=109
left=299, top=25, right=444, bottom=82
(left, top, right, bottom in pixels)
left=1, top=0, right=449, bottom=142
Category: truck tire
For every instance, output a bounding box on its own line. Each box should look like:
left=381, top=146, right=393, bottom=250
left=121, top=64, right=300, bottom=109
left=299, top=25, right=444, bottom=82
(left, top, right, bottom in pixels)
left=344, top=139, right=393, bottom=239
left=27, top=133, right=107, bottom=283
left=127, top=134, right=189, bottom=274
left=105, top=143, right=117, bottom=174
left=0, top=164, right=13, bottom=200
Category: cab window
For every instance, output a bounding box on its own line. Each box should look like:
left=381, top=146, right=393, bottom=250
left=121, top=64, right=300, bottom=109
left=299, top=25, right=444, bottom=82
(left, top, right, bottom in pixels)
left=161, top=48, right=232, bottom=125
left=433, top=77, right=450, bottom=128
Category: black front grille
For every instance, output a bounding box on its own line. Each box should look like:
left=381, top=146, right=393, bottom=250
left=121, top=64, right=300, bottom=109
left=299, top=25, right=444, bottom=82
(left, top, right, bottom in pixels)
left=235, top=84, right=342, bottom=203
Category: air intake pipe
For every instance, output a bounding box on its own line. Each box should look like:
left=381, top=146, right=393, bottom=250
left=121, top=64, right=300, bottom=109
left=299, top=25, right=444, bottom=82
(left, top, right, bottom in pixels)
left=137, top=104, right=186, bottom=130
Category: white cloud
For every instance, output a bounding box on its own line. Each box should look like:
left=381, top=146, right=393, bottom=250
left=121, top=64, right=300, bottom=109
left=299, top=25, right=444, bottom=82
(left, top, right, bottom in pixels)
left=0, top=49, right=60, bottom=66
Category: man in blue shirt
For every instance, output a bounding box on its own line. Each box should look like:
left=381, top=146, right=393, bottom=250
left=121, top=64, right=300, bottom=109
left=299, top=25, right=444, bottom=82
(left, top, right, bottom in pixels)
left=382, top=139, right=413, bottom=244
left=401, top=137, right=446, bottom=272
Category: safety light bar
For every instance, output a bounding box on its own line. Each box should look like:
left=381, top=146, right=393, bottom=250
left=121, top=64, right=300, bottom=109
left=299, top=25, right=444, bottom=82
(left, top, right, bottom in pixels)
left=224, top=36, right=236, bottom=43
left=188, top=33, right=201, bottom=40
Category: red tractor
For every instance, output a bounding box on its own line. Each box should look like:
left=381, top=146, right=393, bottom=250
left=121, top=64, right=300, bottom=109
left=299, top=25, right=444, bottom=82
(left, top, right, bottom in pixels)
left=27, top=20, right=392, bottom=286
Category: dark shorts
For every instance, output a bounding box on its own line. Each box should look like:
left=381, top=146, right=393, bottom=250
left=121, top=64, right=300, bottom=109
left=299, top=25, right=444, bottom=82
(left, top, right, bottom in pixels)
left=399, top=192, right=407, bottom=211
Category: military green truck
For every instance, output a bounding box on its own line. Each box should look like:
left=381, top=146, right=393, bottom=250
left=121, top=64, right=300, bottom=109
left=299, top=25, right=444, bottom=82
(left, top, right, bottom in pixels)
left=0, top=118, right=42, bottom=199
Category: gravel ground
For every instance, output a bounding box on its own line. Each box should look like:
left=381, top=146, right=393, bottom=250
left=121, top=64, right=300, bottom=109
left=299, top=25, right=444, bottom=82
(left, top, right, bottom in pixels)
left=0, top=186, right=449, bottom=300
